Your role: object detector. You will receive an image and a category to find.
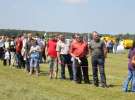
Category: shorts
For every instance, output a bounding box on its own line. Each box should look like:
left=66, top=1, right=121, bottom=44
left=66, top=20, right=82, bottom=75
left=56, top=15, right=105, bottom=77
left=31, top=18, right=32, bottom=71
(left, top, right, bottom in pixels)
left=47, top=56, right=57, bottom=70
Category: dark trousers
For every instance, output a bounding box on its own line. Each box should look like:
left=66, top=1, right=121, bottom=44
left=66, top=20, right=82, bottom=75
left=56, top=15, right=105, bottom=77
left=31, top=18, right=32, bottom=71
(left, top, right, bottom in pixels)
left=0, top=47, right=4, bottom=60
left=25, top=58, right=30, bottom=72
left=74, top=57, right=89, bottom=83
left=91, top=56, right=106, bottom=86
left=3, top=59, right=10, bottom=66
left=16, top=52, right=24, bottom=68
left=42, top=50, right=46, bottom=63
left=60, top=54, right=73, bottom=80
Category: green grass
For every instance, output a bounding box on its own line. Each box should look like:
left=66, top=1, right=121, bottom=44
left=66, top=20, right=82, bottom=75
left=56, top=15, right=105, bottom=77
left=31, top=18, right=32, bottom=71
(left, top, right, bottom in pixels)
left=0, top=52, right=135, bottom=100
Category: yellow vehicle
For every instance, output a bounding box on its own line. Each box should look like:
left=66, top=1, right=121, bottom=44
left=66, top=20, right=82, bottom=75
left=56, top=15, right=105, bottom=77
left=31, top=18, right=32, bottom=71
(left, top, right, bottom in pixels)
left=123, top=39, right=133, bottom=49
left=101, top=36, right=116, bottom=43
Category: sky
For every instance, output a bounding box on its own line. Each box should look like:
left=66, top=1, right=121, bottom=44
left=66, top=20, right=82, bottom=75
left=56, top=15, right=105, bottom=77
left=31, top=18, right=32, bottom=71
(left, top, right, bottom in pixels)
left=0, top=0, right=135, bottom=34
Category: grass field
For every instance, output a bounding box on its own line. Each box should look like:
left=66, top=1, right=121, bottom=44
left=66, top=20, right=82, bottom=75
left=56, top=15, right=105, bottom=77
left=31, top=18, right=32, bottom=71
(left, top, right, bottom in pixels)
left=0, top=52, right=135, bottom=100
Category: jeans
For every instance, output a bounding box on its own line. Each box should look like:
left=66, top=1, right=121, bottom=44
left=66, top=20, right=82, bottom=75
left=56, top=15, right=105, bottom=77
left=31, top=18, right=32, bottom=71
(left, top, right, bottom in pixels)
left=72, top=57, right=77, bottom=81
left=16, top=52, right=23, bottom=68
left=122, top=70, right=135, bottom=92
left=25, top=58, right=30, bottom=72
left=91, top=56, right=106, bottom=86
left=72, top=56, right=89, bottom=83
left=39, top=52, right=43, bottom=63
left=30, top=58, right=39, bottom=68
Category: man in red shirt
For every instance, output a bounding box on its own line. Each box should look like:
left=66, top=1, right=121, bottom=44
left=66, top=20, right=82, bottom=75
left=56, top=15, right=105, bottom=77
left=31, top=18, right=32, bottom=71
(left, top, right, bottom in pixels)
left=70, top=34, right=89, bottom=84
left=46, top=35, right=58, bottom=79
left=15, top=34, right=23, bottom=68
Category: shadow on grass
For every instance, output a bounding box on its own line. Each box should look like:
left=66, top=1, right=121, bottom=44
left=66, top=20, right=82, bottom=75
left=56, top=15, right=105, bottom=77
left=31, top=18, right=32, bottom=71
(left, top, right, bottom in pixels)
left=107, top=84, right=121, bottom=88
left=39, top=70, right=48, bottom=76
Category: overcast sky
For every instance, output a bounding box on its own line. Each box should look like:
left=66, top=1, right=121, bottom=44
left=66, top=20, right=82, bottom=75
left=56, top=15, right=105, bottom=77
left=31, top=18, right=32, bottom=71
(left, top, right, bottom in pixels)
left=0, top=0, right=135, bottom=34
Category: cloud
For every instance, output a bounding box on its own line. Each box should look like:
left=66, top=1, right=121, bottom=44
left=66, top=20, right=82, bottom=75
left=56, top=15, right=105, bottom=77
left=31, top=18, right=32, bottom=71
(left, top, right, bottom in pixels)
left=63, top=0, right=88, bottom=4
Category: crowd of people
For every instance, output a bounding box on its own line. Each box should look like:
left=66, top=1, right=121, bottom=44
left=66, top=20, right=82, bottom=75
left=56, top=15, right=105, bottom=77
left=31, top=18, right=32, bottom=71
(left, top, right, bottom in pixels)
left=0, top=31, right=135, bottom=91
left=0, top=33, right=45, bottom=76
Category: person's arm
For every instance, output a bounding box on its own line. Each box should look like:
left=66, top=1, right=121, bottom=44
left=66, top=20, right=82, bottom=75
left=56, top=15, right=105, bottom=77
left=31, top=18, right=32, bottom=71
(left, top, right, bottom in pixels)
left=29, top=46, right=36, bottom=54
left=46, top=41, right=49, bottom=56
left=103, top=42, right=107, bottom=58
left=69, top=43, right=77, bottom=58
left=36, top=46, right=41, bottom=52
left=89, top=41, right=92, bottom=56
left=29, top=47, right=32, bottom=54
left=89, top=48, right=92, bottom=56
left=56, top=42, right=61, bottom=63
left=85, top=43, right=89, bottom=56
left=44, top=41, right=46, bottom=55
left=57, top=52, right=61, bottom=63
left=69, top=43, right=74, bottom=57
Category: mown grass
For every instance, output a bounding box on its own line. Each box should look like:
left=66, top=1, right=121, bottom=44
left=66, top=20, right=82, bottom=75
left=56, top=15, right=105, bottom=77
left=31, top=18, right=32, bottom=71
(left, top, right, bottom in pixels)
left=0, top=52, right=135, bottom=100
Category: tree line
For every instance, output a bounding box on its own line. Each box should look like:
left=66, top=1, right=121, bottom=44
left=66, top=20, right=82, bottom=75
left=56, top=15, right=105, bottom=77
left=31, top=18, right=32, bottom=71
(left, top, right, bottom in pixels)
left=0, top=29, right=135, bottom=40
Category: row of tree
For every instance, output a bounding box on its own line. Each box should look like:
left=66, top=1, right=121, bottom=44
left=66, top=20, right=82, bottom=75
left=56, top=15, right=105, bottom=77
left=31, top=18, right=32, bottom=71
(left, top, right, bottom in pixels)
left=0, top=29, right=135, bottom=40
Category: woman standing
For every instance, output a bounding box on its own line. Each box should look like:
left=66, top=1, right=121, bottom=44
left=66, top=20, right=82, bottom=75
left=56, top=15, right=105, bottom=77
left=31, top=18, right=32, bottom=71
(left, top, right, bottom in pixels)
left=122, top=40, right=135, bottom=92
left=29, top=39, right=41, bottom=76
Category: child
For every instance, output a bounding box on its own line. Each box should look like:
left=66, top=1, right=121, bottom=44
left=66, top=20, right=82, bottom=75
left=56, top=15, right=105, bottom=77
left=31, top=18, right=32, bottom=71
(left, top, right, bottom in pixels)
left=122, top=40, right=135, bottom=92
left=29, top=39, right=41, bottom=76
left=10, top=37, right=16, bottom=67
left=3, top=49, right=10, bottom=66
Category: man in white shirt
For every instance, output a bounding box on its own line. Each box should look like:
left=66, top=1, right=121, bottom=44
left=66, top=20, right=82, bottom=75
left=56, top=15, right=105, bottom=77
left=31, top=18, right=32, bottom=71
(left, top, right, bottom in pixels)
left=4, top=37, right=10, bottom=49
left=56, top=34, right=73, bottom=80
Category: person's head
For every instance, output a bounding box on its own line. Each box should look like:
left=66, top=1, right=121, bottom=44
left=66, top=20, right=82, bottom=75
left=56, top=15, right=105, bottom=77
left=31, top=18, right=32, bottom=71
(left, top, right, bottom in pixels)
left=2, top=36, right=4, bottom=39
left=59, top=34, right=65, bottom=41
left=76, top=34, right=83, bottom=42
left=31, top=39, right=37, bottom=46
left=27, top=33, right=32, bottom=39
left=92, top=31, right=100, bottom=41
left=17, top=34, right=22, bottom=39
left=23, top=33, right=27, bottom=38
left=72, top=34, right=77, bottom=39
left=6, top=36, right=9, bottom=41
left=51, top=34, right=58, bottom=41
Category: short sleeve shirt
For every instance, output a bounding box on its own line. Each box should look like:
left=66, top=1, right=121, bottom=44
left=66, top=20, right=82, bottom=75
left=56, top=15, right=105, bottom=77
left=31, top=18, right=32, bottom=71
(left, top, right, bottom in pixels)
left=4, top=41, right=10, bottom=49
left=0, top=39, right=4, bottom=48
left=70, top=41, right=88, bottom=57
left=89, top=40, right=105, bottom=57
left=15, top=38, right=23, bottom=53
left=128, top=48, right=135, bottom=70
left=47, top=39, right=57, bottom=58
left=30, top=45, right=41, bottom=59
left=56, top=40, right=70, bottom=55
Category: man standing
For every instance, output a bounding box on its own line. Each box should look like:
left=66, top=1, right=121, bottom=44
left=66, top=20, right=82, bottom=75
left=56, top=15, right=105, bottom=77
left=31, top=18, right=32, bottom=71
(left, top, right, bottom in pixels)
left=24, top=33, right=33, bottom=72
left=46, top=35, right=58, bottom=79
left=89, top=31, right=107, bottom=87
left=70, top=34, right=89, bottom=84
left=56, top=34, right=73, bottom=80
left=15, top=34, right=23, bottom=68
